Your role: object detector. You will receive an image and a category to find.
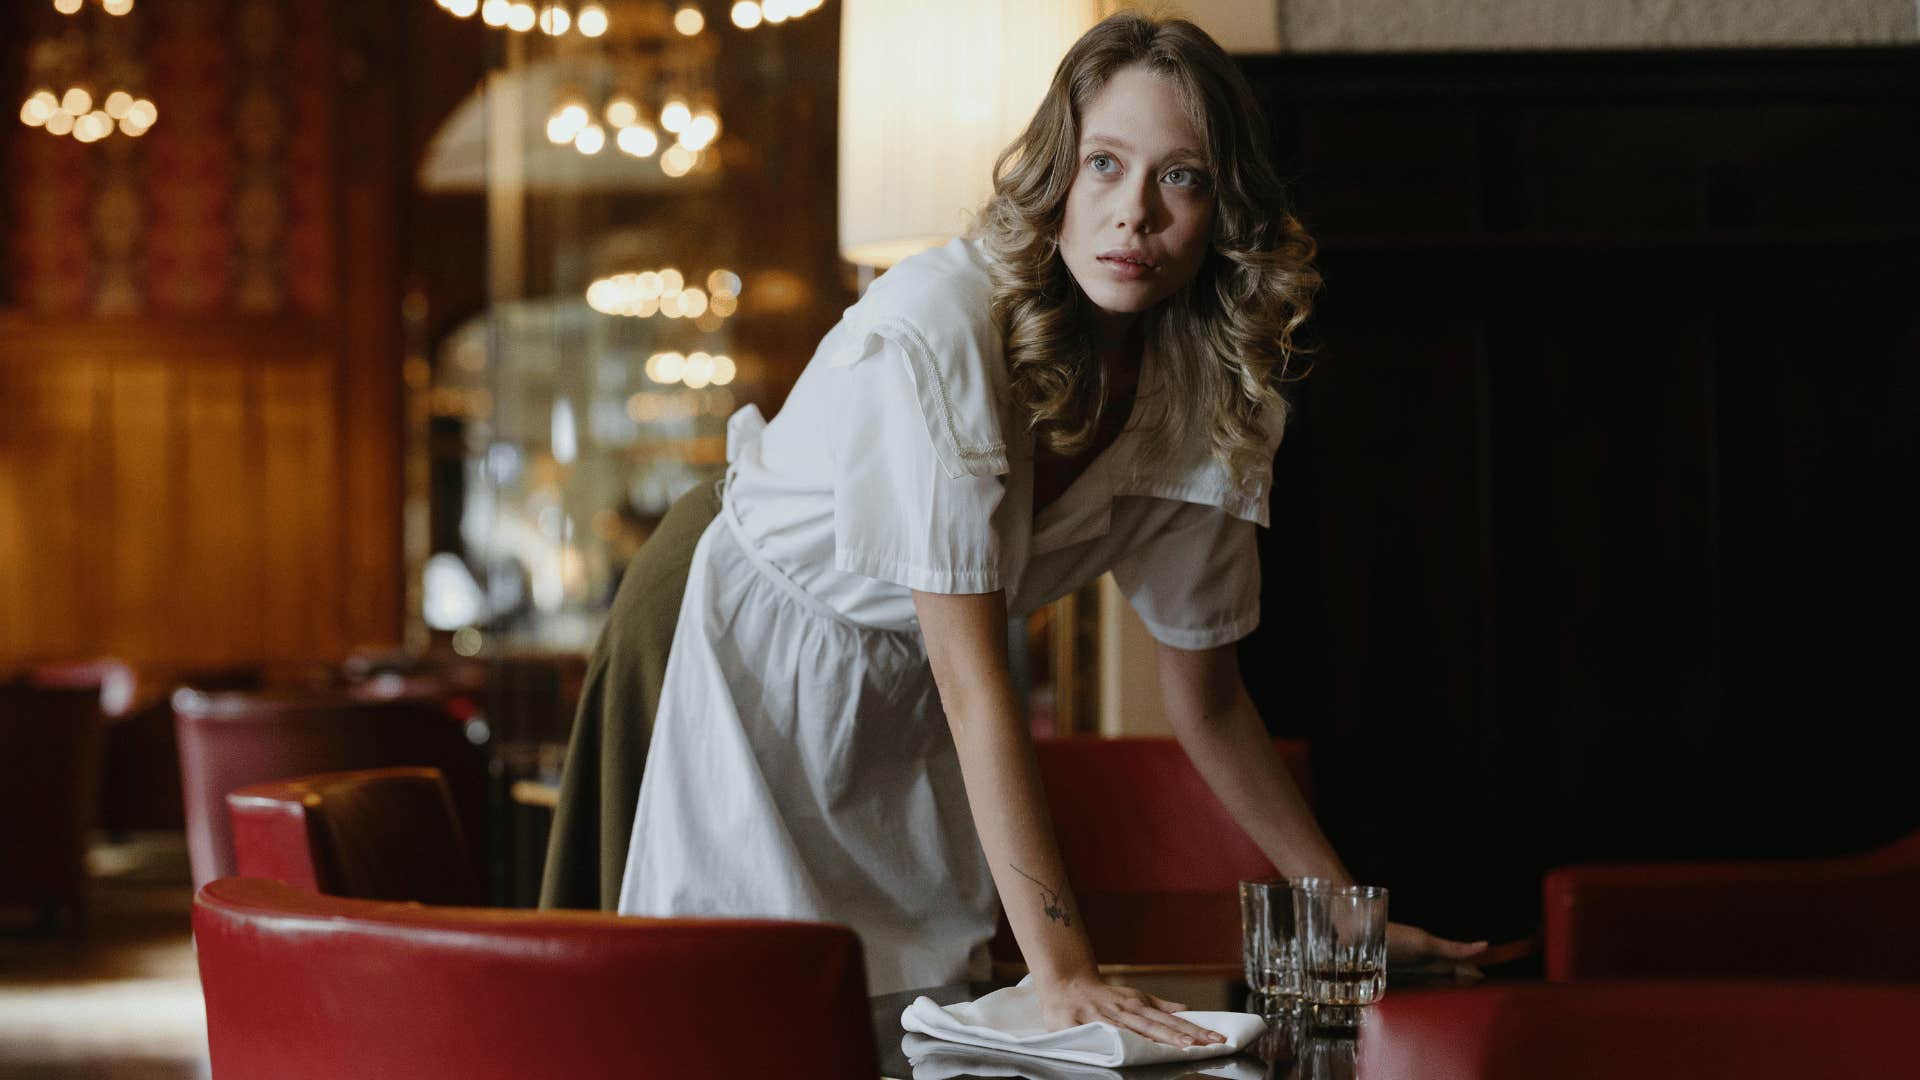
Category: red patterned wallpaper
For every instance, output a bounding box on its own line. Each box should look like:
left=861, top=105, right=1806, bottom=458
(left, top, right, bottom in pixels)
left=11, top=0, right=335, bottom=317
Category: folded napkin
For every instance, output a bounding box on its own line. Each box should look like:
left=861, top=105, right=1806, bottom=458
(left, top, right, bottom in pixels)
left=904, top=1034, right=1269, bottom=1080
left=900, top=979, right=1265, bottom=1068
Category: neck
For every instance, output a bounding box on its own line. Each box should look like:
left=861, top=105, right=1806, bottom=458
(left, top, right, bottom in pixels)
left=1088, top=307, right=1143, bottom=371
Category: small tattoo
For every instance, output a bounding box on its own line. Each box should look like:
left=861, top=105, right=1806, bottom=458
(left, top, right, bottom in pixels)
left=1011, top=864, right=1072, bottom=926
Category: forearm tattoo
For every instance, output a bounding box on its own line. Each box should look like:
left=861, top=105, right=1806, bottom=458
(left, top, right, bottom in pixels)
left=1011, top=864, right=1073, bottom=926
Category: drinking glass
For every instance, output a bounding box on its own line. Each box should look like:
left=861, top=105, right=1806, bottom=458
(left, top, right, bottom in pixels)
left=1238, top=879, right=1279, bottom=995
left=1294, top=883, right=1389, bottom=1006
left=1242, top=878, right=1314, bottom=999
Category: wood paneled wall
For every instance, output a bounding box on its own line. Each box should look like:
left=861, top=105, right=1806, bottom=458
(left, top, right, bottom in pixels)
left=1, top=0, right=410, bottom=670
left=0, top=317, right=396, bottom=666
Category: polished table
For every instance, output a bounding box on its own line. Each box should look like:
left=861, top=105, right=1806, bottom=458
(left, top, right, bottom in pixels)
left=868, top=969, right=1479, bottom=1080
left=868, top=967, right=1920, bottom=1080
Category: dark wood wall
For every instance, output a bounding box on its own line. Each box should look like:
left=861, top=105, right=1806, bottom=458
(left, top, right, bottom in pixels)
left=0, top=0, right=419, bottom=669
left=1235, top=48, right=1920, bottom=942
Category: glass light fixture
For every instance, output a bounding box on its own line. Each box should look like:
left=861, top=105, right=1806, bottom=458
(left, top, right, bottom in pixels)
left=573, top=123, right=606, bottom=155
left=730, top=2, right=762, bottom=30
left=674, top=6, right=705, bottom=35
left=576, top=3, right=609, bottom=36
left=538, top=4, right=569, bottom=35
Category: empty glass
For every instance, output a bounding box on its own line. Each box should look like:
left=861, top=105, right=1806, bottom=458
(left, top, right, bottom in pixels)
left=1240, top=877, right=1318, bottom=999
left=1294, top=883, right=1389, bottom=1006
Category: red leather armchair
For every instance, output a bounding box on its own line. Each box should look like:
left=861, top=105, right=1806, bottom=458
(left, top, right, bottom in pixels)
left=1358, top=981, right=1920, bottom=1079
left=227, top=767, right=480, bottom=905
left=993, top=736, right=1313, bottom=968
left=194, top=877, right=878, bottom=1080
left=174, top=689, right=488, bottom=891
left=1542, top=829, right=1920, bottom=981
left=0, top=678, right=103, bottom=922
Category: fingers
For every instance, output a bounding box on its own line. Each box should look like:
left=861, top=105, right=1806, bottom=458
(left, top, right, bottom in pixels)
left=1432, top=937, right=1489, bottom=960
left=1146, top=994, right=1190, bottom=1015
left=1105, top=999, right=1221, bottom=1045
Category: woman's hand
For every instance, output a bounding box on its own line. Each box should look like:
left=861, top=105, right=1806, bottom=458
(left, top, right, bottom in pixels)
left=1387, top=922, right=1488, bottom=972
left=1034, top=971, right=1227, bottom=1049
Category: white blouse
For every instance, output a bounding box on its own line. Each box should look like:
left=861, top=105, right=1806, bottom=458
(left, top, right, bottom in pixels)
left=729, top=331, right=1263, bottom=646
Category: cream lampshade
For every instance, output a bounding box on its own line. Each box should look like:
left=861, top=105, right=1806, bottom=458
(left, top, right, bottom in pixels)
left=837, top=0, right=1103, bottom=269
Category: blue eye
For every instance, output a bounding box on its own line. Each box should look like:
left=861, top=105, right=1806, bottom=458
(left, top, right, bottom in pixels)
left=1163, top=167, right=1205, bottom=188
left=1088, top=152, right=1118, bottom=174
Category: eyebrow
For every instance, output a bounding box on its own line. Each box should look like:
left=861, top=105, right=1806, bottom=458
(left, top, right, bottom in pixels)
left=1081, top=132, right=1207, bottom=162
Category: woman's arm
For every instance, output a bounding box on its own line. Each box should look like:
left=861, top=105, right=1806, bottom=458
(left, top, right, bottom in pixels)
left=913, top=589, right=1224, bottom=1048
left=1156, top=639, right=1487, bottom=964
left=1154, top=640, right=1349, bottom=883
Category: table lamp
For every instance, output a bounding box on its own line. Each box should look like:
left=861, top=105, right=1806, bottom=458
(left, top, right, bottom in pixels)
left=837, top=0, right=1104, bottom=269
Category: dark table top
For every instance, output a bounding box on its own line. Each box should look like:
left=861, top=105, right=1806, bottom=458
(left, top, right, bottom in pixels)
left=869, top=967, right=1502, bottom=1080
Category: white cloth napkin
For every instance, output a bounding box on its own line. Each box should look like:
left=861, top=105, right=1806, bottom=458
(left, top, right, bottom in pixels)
left=900, top=979, right=1266, bottom=1068
left=904, top=1034, right=1269, bottom=1080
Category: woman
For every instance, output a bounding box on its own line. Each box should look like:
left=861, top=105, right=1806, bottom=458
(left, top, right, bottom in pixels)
left=544, top=13, right=1483, bottom=1047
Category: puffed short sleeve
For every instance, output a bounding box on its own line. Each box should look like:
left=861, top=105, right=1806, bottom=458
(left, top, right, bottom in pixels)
left=1110, top=503, right=1261, bottom=650
left=829, top=338, right=1005, bottom=594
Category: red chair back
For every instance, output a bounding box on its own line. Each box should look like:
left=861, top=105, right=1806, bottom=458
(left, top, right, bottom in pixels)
left=992, top=736, right=1312, bottom=968
left=1543, top=829, right=1920, bottom=980
left=1359, top=981, right=1920, bottom=1079
left=174, top=690, right=487, bottom=891
left=1034, top=736, right=1312, bottom=895
left=227, top=767, right=480, bottom=905
left=193, top=877, right=878, bottom=1080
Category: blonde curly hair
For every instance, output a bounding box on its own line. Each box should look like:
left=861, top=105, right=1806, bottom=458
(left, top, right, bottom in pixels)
left=974, top=12, right=1320, bottom=478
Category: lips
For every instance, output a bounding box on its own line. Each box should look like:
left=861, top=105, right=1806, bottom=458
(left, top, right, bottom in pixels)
left=1096, top=251, right=1158, bottom=282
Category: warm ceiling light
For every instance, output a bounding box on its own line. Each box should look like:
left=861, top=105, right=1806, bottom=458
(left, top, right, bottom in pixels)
left=576, top=4, right=608, bottom=36
left=61, top=87, right=93, bottom=116
left=103, top=90, right=133, bottom=119
left=712, top=355, right=737, bottom=385
left=447, top=0, right=479, bottom=15
left=763, top=0, right=791, bottom=24
left=54, top=0, right=84, bottom=14
left=673, top=6, right=704, bottom=35
left=730, top=2, right=762, bottom=30
left=659, top=99, right=691, bottom=133
left=125, top=98, right=158, bottom=127
left=45, top=111, right=75, bottom=136
left=616, top=124, right=659, bottom=157
left=573, top=124, right=606, bottom=154
left=678, top=110, right=720, bottom=151
left=546, top=102, right=588, bottom=143
left=604, top=97, right=638, bottom=127
left=506, top=2, right=536, bottom=32
left=481, top=0, right=510, bottom=25
left=20, top=95, right=55, bottom=126
left=538, top=4, right=569, bottom=35
left=119, top=115, right=148, bottom=136
left=660, top=144, right=695, bottom=177
left=102, top=0, right=135, bottom=14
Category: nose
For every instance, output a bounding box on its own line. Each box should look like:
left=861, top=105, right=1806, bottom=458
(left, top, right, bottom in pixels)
left=1112, top=174, right=1159, bottom=234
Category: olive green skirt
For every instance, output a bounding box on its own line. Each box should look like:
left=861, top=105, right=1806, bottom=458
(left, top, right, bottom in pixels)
left=538, top=480, right=722, bottom=911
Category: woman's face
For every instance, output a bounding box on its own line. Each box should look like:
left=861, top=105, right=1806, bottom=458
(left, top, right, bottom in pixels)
left=1058, top=64, right=1216, bottom=325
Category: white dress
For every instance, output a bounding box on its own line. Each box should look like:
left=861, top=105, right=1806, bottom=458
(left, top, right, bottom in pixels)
left=617, top=239, right=1276, bottom=994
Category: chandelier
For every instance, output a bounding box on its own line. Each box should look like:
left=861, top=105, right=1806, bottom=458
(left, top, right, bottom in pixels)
left=17, top=0, right=155, bottom=143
